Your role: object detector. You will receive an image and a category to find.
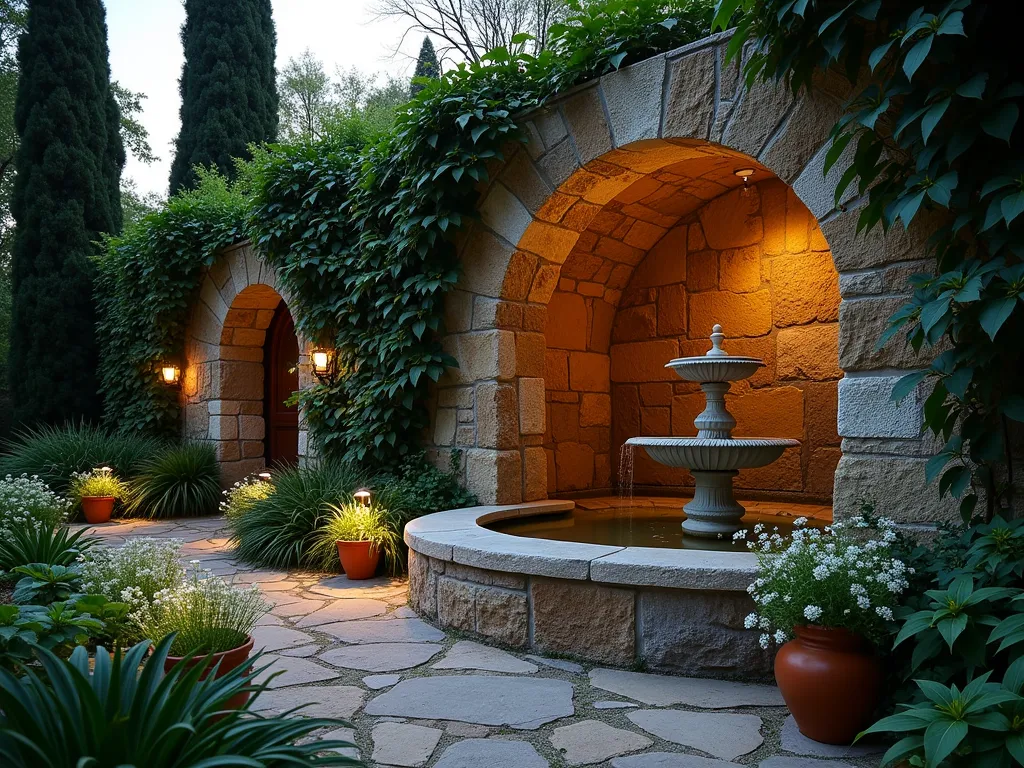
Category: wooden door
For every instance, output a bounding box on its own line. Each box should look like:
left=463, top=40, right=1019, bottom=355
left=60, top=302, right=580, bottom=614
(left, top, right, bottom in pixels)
left=264, top=302, right=299, bottom=466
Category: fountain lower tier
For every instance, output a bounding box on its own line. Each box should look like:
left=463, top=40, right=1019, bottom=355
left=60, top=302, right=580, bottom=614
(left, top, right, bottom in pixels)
left=625, top=436, right=800, bottom=538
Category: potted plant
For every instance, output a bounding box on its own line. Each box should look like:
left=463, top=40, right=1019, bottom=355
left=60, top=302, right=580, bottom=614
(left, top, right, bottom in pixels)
left=318, top=500, right=402, bottom=580
left=134, top=564, right=268, bottom=709
left=739, top=516, right=910, bottom=745
left=70, top=467, right=125, bottom=524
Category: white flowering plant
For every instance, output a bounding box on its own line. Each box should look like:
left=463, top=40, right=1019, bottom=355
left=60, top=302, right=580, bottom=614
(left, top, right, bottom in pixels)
left=740, top=516, right=911, bottom=648
left=78, top=538, right=185, bottom=640
left=133, top=563, right=269, bottom=656
left=0, top=474, right=71, bottom=540
left=219, top=474, right=274, bottom=522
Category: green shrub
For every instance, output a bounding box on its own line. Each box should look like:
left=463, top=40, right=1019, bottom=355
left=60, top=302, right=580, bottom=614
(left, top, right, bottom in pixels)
left=859, top=515, right=1024, bottom=766
left=0, top=475, right=71, bottom=539
left=0, top=602, right=106, bottom=672
left=69, top=466, right=127, bottom=501
left=0, top=525, right=97, bottom=572
left=134, top=565, right=268, bottom=655
left=228, top=460, right=366, bottom=569
left=11, top=564, right=82, bottom=605
left=0, top=423, right=165, bottom=492
left=0, top=637, right=358, bottom=767
left=312, top=502, right=403, bottom=573
left=124, top=443, right=221, bottom=518
left=375, top=450, right=476, bottom=520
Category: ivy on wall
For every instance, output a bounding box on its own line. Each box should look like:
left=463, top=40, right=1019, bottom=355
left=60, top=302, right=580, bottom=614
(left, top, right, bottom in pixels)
left=98, top=0, right=717, bottom=463
left=96, top=171, right=248, bottom=437
left=715, top=0, right=1024, bottom=519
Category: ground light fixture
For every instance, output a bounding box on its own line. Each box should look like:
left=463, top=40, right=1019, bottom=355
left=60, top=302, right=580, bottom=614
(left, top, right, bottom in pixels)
left=160, top=363, right=181, bottom=387
left=310, top=346, right=337, bottom=384
left=258, top=472, right=272, bottom=481
left=353, top=488, right=372, bottom=507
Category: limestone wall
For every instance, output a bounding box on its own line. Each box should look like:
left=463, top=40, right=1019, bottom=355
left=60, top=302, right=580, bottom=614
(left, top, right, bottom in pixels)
left=181, top=242, right=312, bottom=485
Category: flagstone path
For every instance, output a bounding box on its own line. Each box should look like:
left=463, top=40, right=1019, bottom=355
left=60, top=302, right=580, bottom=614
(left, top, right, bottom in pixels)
left=72, top=516, right=885, bottom=768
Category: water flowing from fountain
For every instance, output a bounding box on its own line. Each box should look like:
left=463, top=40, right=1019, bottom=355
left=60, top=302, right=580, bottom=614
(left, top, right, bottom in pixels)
left=617, top=442, right=635, bottom=507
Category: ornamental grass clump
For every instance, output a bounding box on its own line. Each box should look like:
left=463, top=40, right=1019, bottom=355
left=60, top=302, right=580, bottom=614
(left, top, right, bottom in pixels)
left=312, top=501, right=403, bottom=573
left=134, top=564, right=269, bottom=656
left=78, top=538, right=185, bottom=638
left=0, top=475, right=71, bottom=539
left=124, top=443, right=221, bottom=518
left=741, top=517, right=911, bottom=648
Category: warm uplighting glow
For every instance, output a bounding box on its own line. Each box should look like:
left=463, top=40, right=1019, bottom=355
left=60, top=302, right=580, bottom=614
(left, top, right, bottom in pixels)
left=160, top=364, right=181, bottom=386
left=354, top=488, right=372, bottom=507
left=310, top=346, right=337, bottom=383
left=97, top=466, right=112, bottom=474
left=733, top=168, right=756, bottom=179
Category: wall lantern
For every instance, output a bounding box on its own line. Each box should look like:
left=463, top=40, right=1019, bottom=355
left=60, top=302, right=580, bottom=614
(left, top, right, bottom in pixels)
left=160, top=363, right=181, bottom=387
left=353, top=488, right=372, bottom=507
left=734, top=168, right=756, bottom=196
left=310, top=346, right=338, bottom=384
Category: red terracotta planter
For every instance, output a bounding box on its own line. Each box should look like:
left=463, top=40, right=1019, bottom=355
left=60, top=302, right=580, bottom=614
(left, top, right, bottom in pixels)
left=336, top=540, right=380, bottom=580
left=775, top=625, right=883, bottom=745
left=164, top=635, right=254, bottom=711
left=80, top=496, right=115, bottom=524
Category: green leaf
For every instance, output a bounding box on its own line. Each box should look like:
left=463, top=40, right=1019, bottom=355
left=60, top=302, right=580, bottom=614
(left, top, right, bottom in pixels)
left=903, top=36, right=934, bottom=81
left=892, top=371, right=926, bottom=403
left=956, top=72, right=988, bottom=99
left=868, top=39, right=895, bottom=71
left=924, top=718, right=969, bottom=767
left=982, top=102, right=1019, bottom=142
left=1001, top=191, right=1024, bottom=225
left=921, top=98, right=950, bottom=144
left=979, top=297, right=1018, bottom=340
left=937, top=611, right=969, bottom=649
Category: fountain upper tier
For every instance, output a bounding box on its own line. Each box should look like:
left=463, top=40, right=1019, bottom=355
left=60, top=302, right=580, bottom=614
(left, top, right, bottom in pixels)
left=625, top=323, right=799, bottom=538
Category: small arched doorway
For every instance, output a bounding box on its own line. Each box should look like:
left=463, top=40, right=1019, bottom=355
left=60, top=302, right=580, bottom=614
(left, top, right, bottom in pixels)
left=264, top=302, right=299, bottom=466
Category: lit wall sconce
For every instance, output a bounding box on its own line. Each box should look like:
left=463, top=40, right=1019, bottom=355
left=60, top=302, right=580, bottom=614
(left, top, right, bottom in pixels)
left=310, top=346, right=338, bottom=384
left=353, top=488, right=371, bottom=507
left=734, top=167, right=756, bottom=196
left=160, top=363, right=181, bottom=387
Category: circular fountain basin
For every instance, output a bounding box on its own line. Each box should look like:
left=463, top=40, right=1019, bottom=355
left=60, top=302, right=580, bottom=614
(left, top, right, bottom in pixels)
left=666, top=355, right=764, bottom=382
left=405, top=498, right=831, bottom=681
left=626, top=436, right=800, bottom=470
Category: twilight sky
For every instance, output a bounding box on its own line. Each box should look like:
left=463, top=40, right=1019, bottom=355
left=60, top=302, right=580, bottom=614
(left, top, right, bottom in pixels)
left=104, top=0, right=421, bottom=197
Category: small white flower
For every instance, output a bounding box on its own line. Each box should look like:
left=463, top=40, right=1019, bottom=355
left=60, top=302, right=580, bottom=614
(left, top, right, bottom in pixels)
left=803, top=605, right=823, bottom=622
left=759, top=633, right=770, bottom=649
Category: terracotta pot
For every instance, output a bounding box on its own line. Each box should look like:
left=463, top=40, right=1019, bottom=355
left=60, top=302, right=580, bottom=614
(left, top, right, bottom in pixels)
left=336, top=539, right=380, bottom=580
left=164, top=635, right=254, bottom=711
left=775, top=625, right=883, bottom=745
left=80, top=496, right=115, bottom=524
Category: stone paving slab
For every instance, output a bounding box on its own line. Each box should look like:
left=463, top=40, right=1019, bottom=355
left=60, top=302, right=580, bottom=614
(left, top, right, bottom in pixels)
left=433, top=738, right=549, bottom=768
left=252, top=625, right=316, bottom=653
left=612, top=755, right=741, bottom=768
left=294, top=598, right=388, bottom=626
left=780, top=716, right=886, bottom=758
left=255, top=654, right=339, bottom=688
left=371, top=722, right=442, bottom=767
left=318, top=617, right=446, bottom=644
left=432, top=640, right=539, bottom=674
left=364, top=675, right=575, bottom=729
left=364, top=673, right=401, bottom=690
left=250, top=684, right=365, bottom=718
left=762, top=758, right=858, bottom=768
left=320, top=642, right=443, bottom=672
left=628, top=709, right=764, bottom=760
left=591, top=667, right=785, bottom=708
left=551, top=719, right=653, bottom=765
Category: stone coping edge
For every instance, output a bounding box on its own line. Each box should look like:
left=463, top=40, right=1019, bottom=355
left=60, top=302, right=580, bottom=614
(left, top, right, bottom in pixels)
left=404, top=501, right=757, bottom=591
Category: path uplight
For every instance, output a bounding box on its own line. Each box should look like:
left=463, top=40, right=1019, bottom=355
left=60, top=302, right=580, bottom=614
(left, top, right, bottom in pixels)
left=354, top=488, right=371, bottom=507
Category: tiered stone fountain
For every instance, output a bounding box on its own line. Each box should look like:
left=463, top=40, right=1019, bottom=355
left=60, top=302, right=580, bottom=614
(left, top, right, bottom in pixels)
left=627, top=324, right=799, bottom=538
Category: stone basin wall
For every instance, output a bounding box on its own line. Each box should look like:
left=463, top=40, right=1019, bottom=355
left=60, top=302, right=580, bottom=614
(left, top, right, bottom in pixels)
left=408, top=549, right=771, bottom=680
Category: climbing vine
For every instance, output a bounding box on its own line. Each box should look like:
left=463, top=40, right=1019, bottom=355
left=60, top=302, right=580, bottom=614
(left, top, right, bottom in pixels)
left=96, top=170, right=249, bottom=437
left=98, top=0, right=717, bottom=463
left=715, top=0, right=1024, bottom=519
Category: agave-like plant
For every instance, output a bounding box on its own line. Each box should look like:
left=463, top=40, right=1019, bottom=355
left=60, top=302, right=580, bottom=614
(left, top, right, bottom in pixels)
left=0, top=525, right=97, bottom=571
left=0, top=635, right=359, bottom=767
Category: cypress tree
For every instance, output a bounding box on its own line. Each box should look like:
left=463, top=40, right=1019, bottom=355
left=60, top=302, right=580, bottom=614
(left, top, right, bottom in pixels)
left=169, top=0, right=277, bottom=193
left=8, top=0, right=124, bottom=425
left=410, top=36, right=440, bottom=96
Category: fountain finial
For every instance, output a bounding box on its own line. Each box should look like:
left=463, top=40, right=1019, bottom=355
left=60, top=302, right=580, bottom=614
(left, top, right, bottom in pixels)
left=707, top=324, right=727, bottom=357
